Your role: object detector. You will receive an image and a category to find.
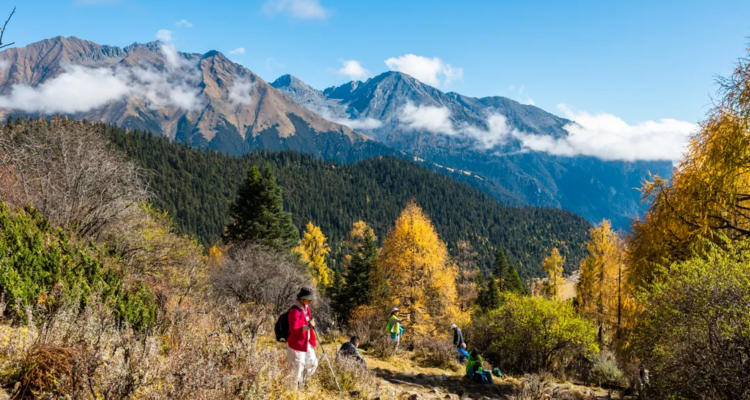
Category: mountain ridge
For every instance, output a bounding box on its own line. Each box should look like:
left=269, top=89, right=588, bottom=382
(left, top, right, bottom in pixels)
left=0, top=36, right=387, bottom=163
left=272, top=71, right=674, bottom=227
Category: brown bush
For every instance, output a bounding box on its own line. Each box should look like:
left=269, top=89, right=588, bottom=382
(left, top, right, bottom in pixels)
left=348, top=305, right=390, bottom=347
left=317, top=348, right=380, bottom=398
left=414, top=338, right=460, bottom=371
left=12, top=344, right=77, bottom=398
left=0, top=117, right=147, bottom=239
left=212, top=243, right=310, bottom=314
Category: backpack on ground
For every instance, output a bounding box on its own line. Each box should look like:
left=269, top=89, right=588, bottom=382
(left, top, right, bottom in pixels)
left=274, top=305, right=301, bottom=342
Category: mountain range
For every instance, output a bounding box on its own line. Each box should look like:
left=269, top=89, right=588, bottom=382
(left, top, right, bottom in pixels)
left=0, top=36, right=673, bottom=226
left=271, top=72, right=674, bottom=227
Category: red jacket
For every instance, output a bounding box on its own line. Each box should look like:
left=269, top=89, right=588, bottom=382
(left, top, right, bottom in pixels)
left=287, top=302, right=317, bottom=352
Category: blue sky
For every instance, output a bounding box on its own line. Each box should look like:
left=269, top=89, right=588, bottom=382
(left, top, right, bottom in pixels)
left=5, top=0, right=750, bottom=126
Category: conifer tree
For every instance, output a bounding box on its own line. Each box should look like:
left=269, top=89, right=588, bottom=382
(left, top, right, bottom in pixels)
left=478, top=273, right=502, bottom=311
left=371, top=201, right=458, bottom=334
left=491, top=248, right=525, bottom=294
left=294, top=221, right=332, bottom=287
left=492, top=248, right=510, bottom=281
left=542, top=247, right=565, bottom=300
left=341, top=222, right=378, bottom=319
left=224, top=165, right=298, bottom=250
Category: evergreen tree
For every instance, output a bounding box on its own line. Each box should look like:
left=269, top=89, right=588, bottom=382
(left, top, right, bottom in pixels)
left=224, top=165, right=298, bottom=250
left=503, top=263, right=526, bottom=294
left=492, top=248, right=525, bottom=294
left=478, top=274, right=502, bottom=311
left=329, top=269, right=346, bottom=320
left=340, top=227, right=378, bottom=320
left=492, top=248, right=511, bottom=281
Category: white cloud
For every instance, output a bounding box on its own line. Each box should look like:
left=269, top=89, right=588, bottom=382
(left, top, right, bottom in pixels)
left=314, top=107, right=382, bottom=130
left=384, top=54, right=463, bottom=87
left=0, top=65, right=131, bottom=113
left=262, top=0, right=331, bottom=20
left=229, top=47, right=246, bottom=55
left=337, top=60, right=369, bottom=81
left=0, top=44, right=205, bottom=114
left=176, top=19, right=194, bottom=28
left=530, top=105, right=697, bottom=162
left=395, top=100, right=695, bottom=161
left=228, top=78, right=254, bottom=106
left=331, top=116, right=382, bottom=130
left=398, top=102, right=456, bottom=135
left=156, top=29, right=173, bottom=42
left=0, top=59, right=9, bottom=70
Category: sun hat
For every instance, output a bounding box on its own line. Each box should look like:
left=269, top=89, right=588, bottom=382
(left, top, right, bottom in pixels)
left=297, top=286, right=315, bottom=301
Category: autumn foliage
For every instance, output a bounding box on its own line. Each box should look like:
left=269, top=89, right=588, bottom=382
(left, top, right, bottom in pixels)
left=371, top=201, right=458, bottom=335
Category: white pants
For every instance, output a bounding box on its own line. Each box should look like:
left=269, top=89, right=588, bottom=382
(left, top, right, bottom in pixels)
left=287, top=344, right=318, bottom=389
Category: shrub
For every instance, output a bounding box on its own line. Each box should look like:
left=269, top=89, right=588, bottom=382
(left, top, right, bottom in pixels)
left=211, top=243, right=310, bottom=314
left=0, top=203, right=157, bottom=331
left=472, top=293, right=599, bottom=375
left=9, top=344, right=77, bottom=398
left=371, top=332, right=398, bottom=360
left=0, top=117, right=146, bottom=239
left=316, top=350, right=380, bottom=398
left=414, top=338, right=460, bottom=370
left=589, top=350, right=624, bottom=388
left=348, top=305, right=390, bottom=347
left=631, top=238, right=750, bottom=400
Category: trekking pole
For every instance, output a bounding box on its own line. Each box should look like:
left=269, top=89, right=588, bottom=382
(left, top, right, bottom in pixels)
left=312, top=327, right=342, bottom=392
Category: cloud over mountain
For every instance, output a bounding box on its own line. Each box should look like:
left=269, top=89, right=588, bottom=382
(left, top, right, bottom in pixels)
left=337, top=60, right=369, bottom=81
left=385, top=54, right=463, bottom=87
left=397, top=100, right=695, bottom=161
left=0, top=44, right=204, bottom=114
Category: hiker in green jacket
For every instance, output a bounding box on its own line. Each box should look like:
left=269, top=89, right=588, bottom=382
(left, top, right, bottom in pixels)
left=386, top=307, right=404, bottom=349
left=466, top=349, right=493, bottom=384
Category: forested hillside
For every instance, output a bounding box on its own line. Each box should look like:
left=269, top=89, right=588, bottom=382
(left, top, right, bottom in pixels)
left=108, top=127, right=590, bottom=277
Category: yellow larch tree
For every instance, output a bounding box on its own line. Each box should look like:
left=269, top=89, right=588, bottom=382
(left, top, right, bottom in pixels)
left=371, top=201, right=458, bottom=335
left=577, top=220, right=631, bottom=344
left=293, top=221, right=332, bottom=288
left=541, top=247, right=565, bottom=300
left=628, top=50, right=750, bottom=289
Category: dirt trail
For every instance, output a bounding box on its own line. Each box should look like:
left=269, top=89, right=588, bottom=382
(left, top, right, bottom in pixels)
left=365, top=355, right=625, bottom=400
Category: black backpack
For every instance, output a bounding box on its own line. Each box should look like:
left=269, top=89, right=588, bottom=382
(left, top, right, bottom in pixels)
left=274, top=305, right=302, bottom=342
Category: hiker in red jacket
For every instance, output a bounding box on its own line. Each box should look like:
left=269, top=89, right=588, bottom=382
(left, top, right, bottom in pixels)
left=286, top=286, right=318, bottom=389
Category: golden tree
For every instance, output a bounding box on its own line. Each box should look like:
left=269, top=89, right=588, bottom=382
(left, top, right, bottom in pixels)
left=628, top=49, right=750, bottom=288
left=293, top=221, right=332, bottom=287
left=541, top=247, right=565, bottom=300
left=371, top=201, right=458, bottom=334
left=577, top=220, right=630, bottom=343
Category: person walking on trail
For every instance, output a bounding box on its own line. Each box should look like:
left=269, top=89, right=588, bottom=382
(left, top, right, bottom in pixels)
left=338, top=336, right=366, bottom=366
left=286, top=286, right=319, bottom=390
left=451, top=324, right=464, bottom=348
left=452, top=324, right=467, bottom=362
left=638, top=364, right=650, bottom=399
left=386, top=308, right=404, bottom=349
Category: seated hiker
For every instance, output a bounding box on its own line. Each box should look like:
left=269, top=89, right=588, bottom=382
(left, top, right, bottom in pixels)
left=456, top=342, right=470, bottom=364
left=338, top=336, right=366, bottom=365
left=466, top=349, right=493, bottom=384
left=386, top=308, right=404, bottom=349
